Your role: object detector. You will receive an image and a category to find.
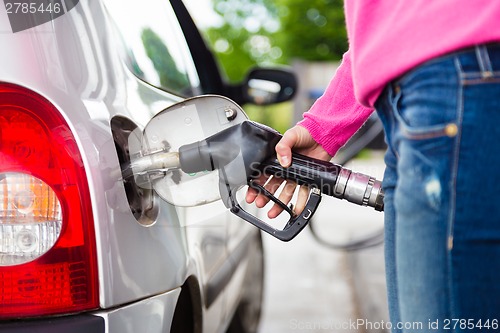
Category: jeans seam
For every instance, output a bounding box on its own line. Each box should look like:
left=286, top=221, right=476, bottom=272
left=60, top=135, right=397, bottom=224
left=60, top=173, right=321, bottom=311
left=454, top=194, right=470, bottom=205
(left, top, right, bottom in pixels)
left=448, top=58, right=462, bottom=251
left=461, top=71, right=500, bottom=78
left=387, top=85, right=400, bottom=160
left=462, top=77, right=500, bottom=85
left=446, top=57, right=464, bottom=323
left=475, top=45, right=494, bottom=77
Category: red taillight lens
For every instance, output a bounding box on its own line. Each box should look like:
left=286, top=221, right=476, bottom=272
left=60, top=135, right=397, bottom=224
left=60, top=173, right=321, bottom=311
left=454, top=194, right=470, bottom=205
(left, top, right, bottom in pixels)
left=0, top=83, right=99, bottom=318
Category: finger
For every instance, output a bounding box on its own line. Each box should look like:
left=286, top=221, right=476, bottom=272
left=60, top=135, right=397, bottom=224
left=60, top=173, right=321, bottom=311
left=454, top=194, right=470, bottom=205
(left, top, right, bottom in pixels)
left=293, top=185, right=310, bottom=215
left=245, top=174, right=268, bottom=204
left=246, top=174, right=275, bottom=204
left=267, top=180, right=298, bottom=219
left=254, top=176, right=284, bottom=208
left=245, top=186, right=259, bottom=204
left=275, top=128, right=299, bottom=167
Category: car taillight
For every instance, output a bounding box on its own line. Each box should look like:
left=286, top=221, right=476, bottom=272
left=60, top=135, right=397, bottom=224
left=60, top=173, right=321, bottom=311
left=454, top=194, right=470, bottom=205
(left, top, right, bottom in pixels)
left=0, top=83, right=99, bottom=318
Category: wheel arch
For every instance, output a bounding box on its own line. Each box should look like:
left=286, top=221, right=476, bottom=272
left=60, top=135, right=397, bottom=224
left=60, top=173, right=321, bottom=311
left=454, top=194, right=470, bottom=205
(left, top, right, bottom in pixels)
left=170, top=276, right=203, bottom=333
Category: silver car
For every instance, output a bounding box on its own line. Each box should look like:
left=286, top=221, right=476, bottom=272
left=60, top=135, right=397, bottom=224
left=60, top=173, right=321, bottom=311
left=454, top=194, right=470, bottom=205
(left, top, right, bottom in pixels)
left=0, top=0, right=296, bottom=332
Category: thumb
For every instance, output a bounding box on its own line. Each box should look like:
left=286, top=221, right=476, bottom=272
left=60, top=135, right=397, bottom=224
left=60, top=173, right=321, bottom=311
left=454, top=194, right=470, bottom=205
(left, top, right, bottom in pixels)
left=275, top=127, right=300, bottom=167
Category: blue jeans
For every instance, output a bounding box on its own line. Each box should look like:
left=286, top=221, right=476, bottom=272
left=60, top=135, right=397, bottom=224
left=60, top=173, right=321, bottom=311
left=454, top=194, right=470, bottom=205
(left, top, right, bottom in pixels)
left=376, top=44, right=500, bottom=332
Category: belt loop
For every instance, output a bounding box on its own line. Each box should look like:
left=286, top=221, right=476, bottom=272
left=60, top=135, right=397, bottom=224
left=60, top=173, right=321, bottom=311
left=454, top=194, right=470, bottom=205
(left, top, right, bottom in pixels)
left=475, top=45, right=493, bottom=78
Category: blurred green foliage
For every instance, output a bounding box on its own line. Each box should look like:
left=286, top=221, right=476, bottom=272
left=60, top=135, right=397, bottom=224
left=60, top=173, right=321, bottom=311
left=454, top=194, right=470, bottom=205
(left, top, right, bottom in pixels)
left=205, top=0, right=281, bottom=82
left=244, top=103, right=292, bottom=134
left=205, top=0, right=347, bottom=82
left=275, top=0, right=347, bottom=62
left=196, top=0, right=347, bottom=131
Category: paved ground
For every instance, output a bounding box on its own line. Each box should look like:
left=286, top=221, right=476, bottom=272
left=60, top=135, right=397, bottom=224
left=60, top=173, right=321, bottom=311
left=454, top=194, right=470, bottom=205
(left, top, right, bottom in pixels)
left=258, top=153, right=389, bottom=333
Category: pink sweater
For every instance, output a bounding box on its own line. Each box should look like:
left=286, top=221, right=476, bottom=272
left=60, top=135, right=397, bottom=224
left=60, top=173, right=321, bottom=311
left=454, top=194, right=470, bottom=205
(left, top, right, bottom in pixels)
left=299, top=1, right=500, bottom=156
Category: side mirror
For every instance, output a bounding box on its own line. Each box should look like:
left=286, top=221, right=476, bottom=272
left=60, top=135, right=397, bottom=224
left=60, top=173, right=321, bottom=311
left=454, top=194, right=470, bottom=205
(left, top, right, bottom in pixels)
left=231, top=67, right=297, bottom=106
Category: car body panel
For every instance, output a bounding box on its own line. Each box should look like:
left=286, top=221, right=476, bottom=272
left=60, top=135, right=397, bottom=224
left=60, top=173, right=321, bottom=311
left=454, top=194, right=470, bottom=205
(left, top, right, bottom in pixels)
left=94, top=288, right=181, bottom=333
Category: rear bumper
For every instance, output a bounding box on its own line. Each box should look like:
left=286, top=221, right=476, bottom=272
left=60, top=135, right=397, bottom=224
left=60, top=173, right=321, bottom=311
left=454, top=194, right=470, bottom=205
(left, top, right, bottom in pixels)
left=0, top=287, right=181, bottom=333
left=0, top=314, right=104, bottom=333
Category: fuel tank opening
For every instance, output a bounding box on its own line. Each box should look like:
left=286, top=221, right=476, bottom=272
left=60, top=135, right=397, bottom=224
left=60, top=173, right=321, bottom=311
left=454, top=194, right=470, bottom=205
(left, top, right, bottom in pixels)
left=111, top=116, right=159, bottom=226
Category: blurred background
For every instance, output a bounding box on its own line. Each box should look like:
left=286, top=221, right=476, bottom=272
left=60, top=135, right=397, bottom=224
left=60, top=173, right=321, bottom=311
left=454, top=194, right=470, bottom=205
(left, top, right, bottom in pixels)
left=185, top=1, right=389, bottom=332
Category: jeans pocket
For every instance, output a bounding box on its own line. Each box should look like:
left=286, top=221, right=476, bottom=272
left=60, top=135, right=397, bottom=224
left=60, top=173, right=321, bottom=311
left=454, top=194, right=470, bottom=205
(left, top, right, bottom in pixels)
left=394, top=109, right=458, bottom=140
left=388, top=65, right=460, bottom=215
left=391, top=78, right=459, bottom=141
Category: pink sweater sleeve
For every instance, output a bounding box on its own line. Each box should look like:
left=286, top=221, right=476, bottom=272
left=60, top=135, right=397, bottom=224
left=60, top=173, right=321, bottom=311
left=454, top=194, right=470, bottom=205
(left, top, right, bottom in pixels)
left=297, top=51, right=374, bottom=156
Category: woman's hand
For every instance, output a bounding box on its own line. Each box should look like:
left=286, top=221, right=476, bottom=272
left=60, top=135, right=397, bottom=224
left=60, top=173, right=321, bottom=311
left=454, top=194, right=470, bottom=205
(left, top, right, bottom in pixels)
left=245, top=125, right=331, bottom=219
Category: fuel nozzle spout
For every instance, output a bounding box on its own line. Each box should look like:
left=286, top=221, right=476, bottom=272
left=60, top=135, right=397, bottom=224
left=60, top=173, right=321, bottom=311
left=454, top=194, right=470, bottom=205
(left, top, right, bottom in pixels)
left=120, top=151, right=180, bottom=180
left=335, top=168, right=384, bottom=212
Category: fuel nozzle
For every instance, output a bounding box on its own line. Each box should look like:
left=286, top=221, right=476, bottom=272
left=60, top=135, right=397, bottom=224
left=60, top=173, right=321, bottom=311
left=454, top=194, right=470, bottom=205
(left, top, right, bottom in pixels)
left=122, top=151, right=180, bottom=180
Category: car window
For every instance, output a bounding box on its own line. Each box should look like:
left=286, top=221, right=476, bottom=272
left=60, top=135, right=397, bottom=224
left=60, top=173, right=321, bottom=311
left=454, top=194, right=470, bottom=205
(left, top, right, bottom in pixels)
left=103, top=0, right=201, bottom=97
